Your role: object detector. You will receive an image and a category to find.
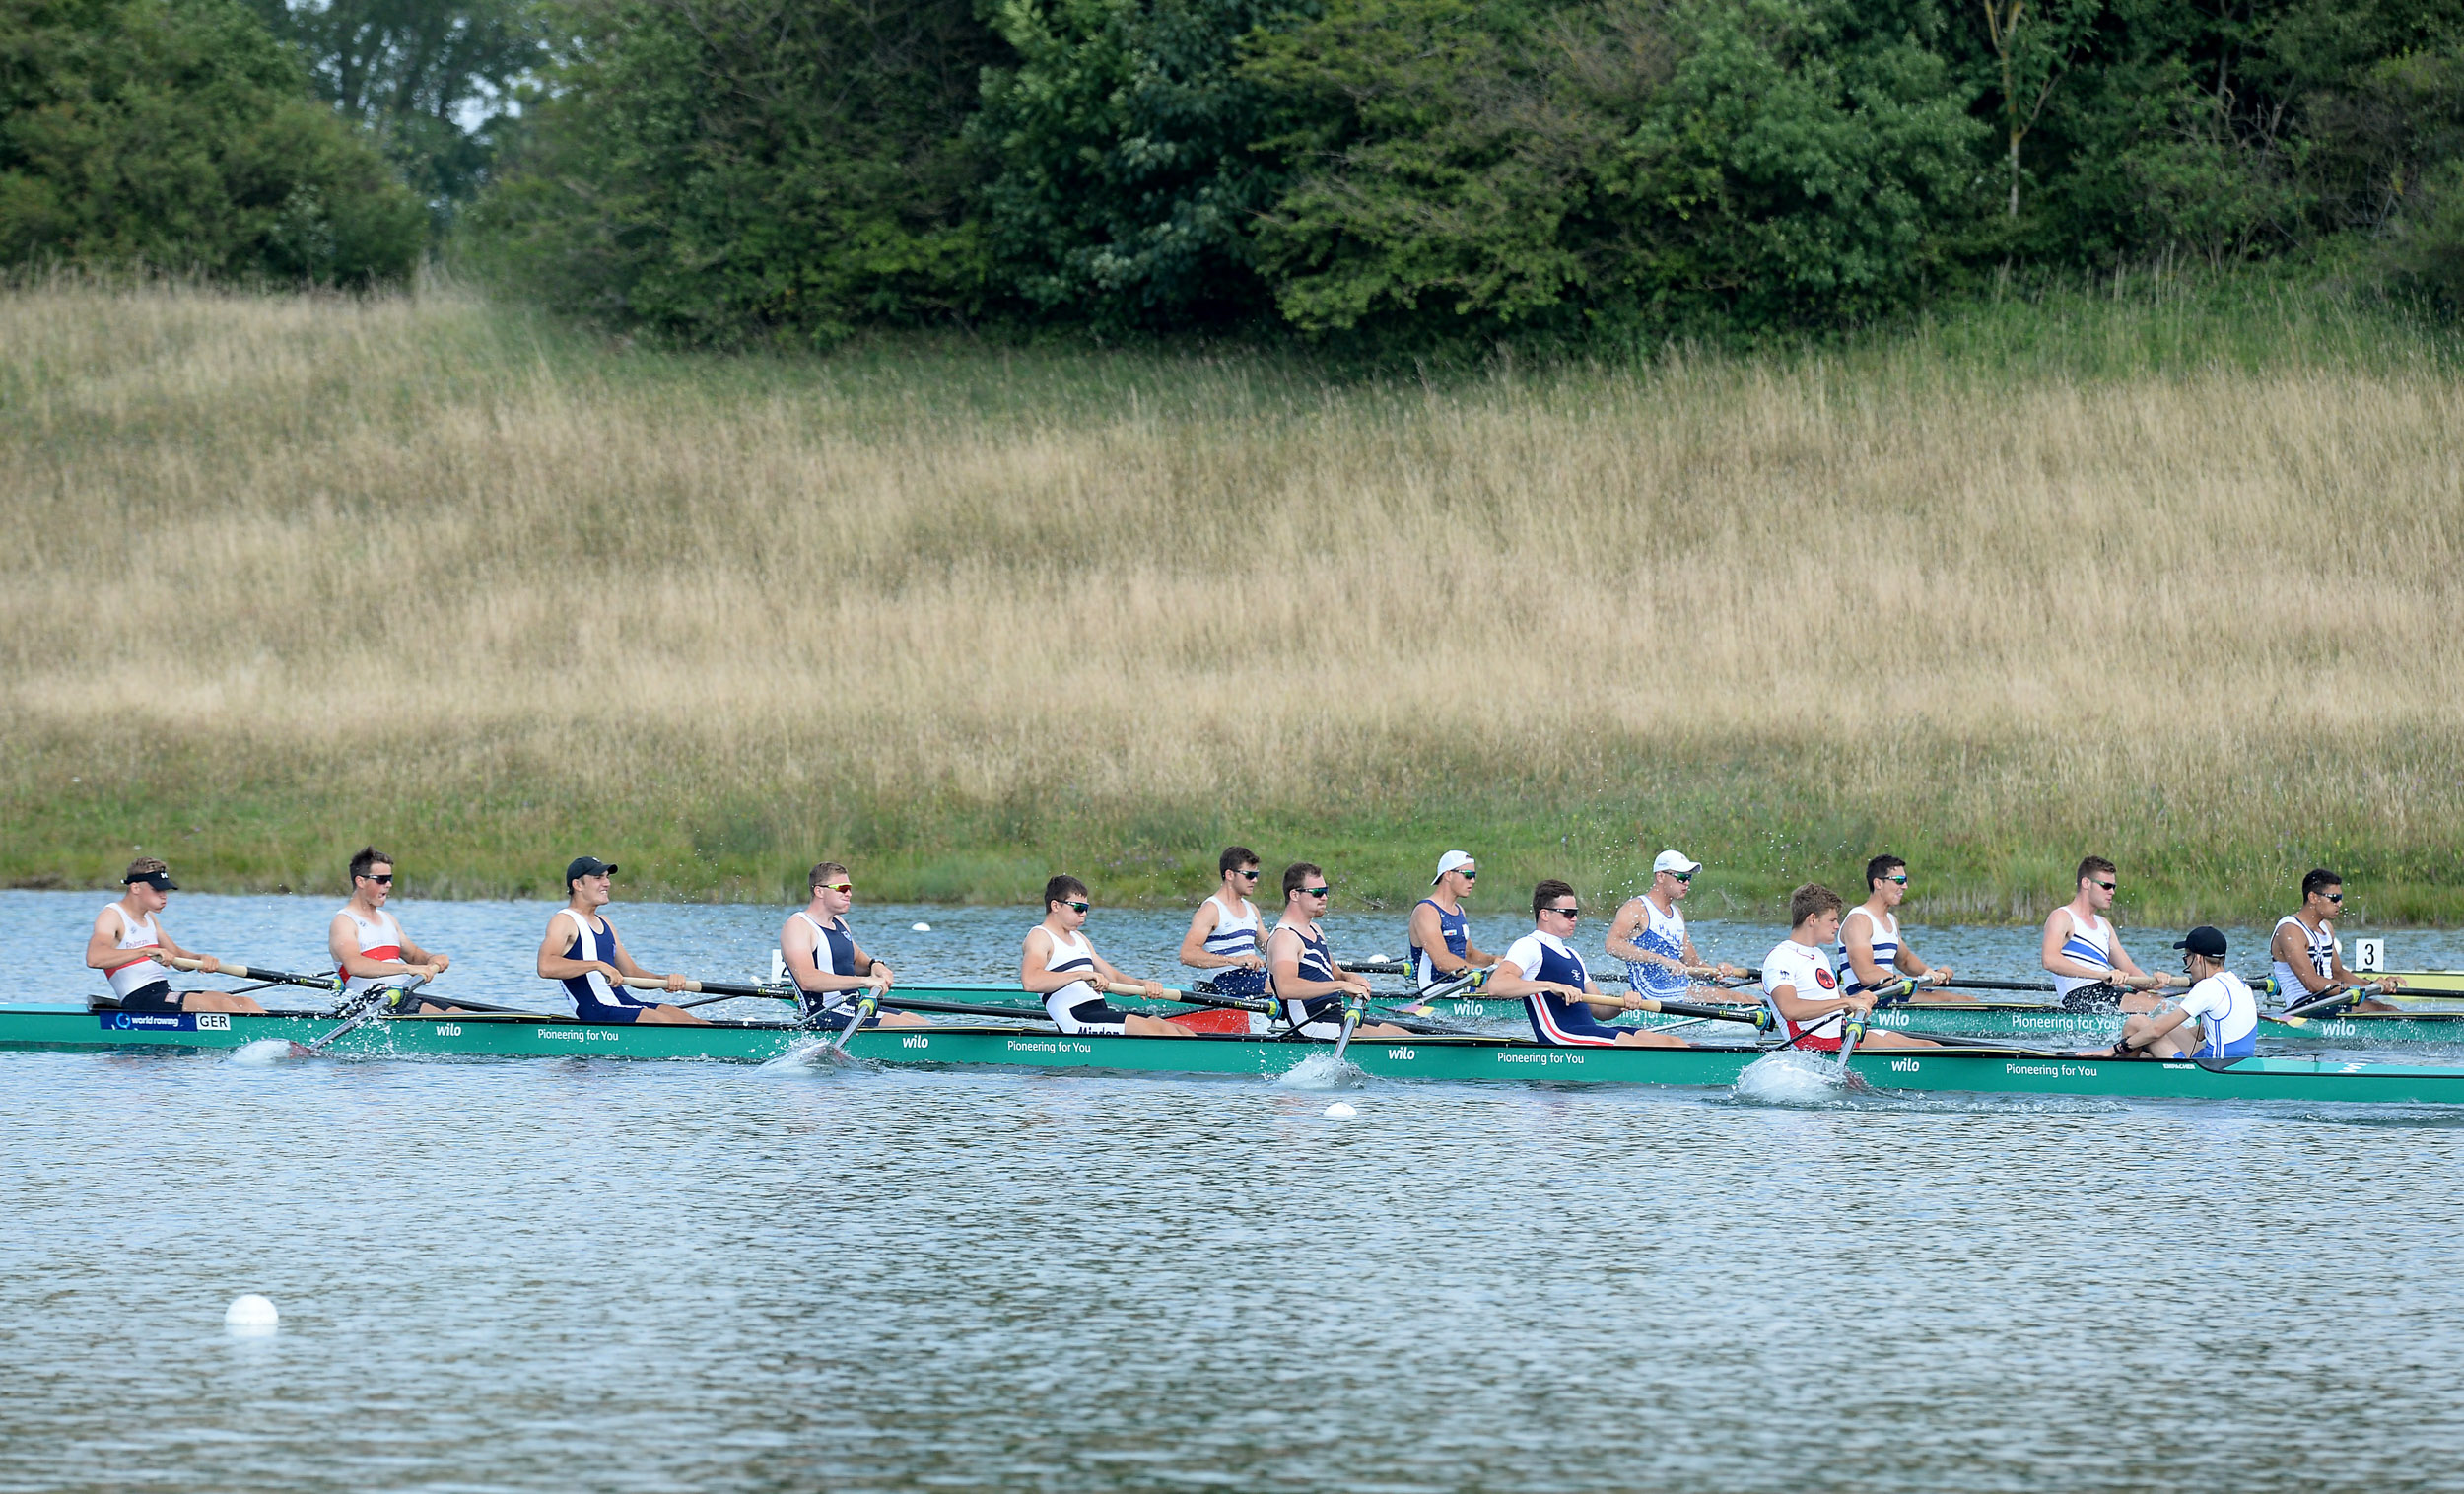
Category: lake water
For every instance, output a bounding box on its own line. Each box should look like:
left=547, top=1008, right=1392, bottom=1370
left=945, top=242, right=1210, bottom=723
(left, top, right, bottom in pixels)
left=8, top=890, right=2464, bottom=1492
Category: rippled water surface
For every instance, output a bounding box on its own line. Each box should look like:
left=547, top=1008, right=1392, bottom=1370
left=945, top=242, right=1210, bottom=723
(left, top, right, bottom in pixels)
left=8, top=892, right=2464, bottom=1492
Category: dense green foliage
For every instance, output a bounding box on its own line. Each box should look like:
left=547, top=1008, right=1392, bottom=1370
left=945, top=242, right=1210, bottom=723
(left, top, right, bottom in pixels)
left=241, top=0, right=544, bottom=234
left=0, top=0, right=426, bottom=282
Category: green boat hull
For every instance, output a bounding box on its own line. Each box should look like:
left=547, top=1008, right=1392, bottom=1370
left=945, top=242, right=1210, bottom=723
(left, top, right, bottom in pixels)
left=13, top=1003, right=2464, bottom=1106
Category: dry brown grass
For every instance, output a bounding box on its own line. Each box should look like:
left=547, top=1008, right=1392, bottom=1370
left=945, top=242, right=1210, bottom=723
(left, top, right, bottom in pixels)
left=5, top=276, right=2460, bottom=915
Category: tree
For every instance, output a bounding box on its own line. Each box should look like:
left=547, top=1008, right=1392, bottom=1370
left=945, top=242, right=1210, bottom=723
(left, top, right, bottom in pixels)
left=1978, top=0, right=2101, bottom=216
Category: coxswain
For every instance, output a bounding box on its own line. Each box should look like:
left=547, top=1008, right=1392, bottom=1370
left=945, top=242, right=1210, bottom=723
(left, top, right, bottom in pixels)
left=83, top=858, right=265, bottom=1014
left=327, top=847, right=461, bottom=1014
left=1266, top=864, right=1410, bottom=1040
left=781, top=861, right=924, bottom=1029
left=538, top=856, right=706, bottom=1025
left=1838, top=854, right=1968, bottom=1004
left=1606, top=849, right=1745, bottom=1006
left=2111, top=926, right=2258, bottom=1059
left=2038, top=856, right=2172, bottom=1012
left=2270, top=868, right=2403, bottom=1014
left=1406, top=850, right=1498, bottom=990
left=1487, top=880, right=1687, bottom=1047
left=1024, top=876, right=1190, bottom=1036
left=1760, top=884, right=1937, bottom=1052
left=1177, top=847, right=1270, bottom=997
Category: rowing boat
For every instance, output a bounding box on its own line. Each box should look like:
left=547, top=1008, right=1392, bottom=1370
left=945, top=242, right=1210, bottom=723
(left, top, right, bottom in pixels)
left=14, top=1002, right=2464, bottom=1106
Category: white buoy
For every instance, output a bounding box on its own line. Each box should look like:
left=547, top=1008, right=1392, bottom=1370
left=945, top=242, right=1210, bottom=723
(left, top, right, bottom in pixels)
left=1323, top=1102, right=1357, bottom=1119
left=224, top=1294, right=279, bottom=1334
left=912, top=921, right=932, bottom=932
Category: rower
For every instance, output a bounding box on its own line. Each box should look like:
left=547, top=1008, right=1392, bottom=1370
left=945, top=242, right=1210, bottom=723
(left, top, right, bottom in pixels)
left=1760, top=884, right=1937, bottom=1052
left=1838, top=854, right=1967, bottom=1005
left=782, top=861, right=926, bottom=1029
left=1487, top=880, right=1686, bottom=1047
left=1023, top=876, right=1189, bottom=1036
left=1405, top=850, right=1497, bottom=989
left=327, top=847, right=462, bottom=1015
left=2112, top=926, right=2258, bottom=1059
left=2038, top=856, right=2172, bottom=1012
left=1606, top=849, right=1745, bottom=1006
left=1266, top=863, right=1410, bottom=1040
left=83, top=858, right=265, bottom=1014
left=2270, top=868, right=2403, bottom=1015
left=538, top=856, right=706, bottom=1025
left=1178, top=846, right=1269, bottom=997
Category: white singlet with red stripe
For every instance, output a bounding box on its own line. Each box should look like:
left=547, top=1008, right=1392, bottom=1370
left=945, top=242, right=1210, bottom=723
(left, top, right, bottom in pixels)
left=102, top=904, right=169, bottom=999
left=338, top=906, right=407, bottom=995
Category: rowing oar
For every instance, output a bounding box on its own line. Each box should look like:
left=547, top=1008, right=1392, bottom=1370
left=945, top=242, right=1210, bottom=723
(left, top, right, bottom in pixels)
left=1132, top=981, right=1482, bottom=1039
left=1331, top=988, right=1371, bottom=1064
left=164, top=954, right=340, bottom=994
left=299, top=974, right=429, bottom=1055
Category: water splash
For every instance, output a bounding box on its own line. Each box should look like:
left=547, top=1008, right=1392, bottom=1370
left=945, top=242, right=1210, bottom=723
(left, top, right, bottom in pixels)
left=1273, top=1053, right=1367, bottom=1090
left=757, top=1037, right=868, bottom=1073
left=229, top=1039, right=304, bottom=1065
left=1733, top=1051, right=1857, bottom=1107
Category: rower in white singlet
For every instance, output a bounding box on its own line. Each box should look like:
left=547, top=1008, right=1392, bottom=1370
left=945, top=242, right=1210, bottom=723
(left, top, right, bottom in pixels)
left=82, top=858, right=263, bottom=1014
left=1178, top=847, right=1269, bottom=998
left=2114, top=926, right=2258, bottom=1060
left=2269, top=868, right=2403, bottom=1013
left=1836, top=854, right=1963, bottom=1004
left=2038, top=856, right=2171, bottom=1012
left=537, top=855, right=704, bottom=1025
left=1606, top=849, right=1745, bottom=1003
left=326, top=846, right=460, bottom=1014
left=1023, top=875, right=1187, bottom=1037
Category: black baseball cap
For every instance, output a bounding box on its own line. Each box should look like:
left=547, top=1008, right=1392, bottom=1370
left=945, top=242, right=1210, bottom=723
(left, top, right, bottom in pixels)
left=565, top=855, right=618, bottom=885
left=2172, top=925, right=2227, bottom=958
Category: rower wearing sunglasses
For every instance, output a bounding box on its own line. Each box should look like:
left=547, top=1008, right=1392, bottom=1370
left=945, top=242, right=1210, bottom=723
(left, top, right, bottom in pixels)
left=1406, top=850, right=1498, bottom=990
left=2038, top=855, right=2172, bottom=1013
left=1837, top=853, right=1967, bottom=1005
left=1024, top=876, right=1189, bottom=1036
left=1606, top=849, right=1745, bottom=1005
left=1178, top=846, right=1269, bottom=997
left=2269, top=868, right=2404, bottom=1014
left=1488, top=881, right=1686, bottom=1047
left=1266, top=865, right=1410, bottom=1040
left=328, top=847, right=463, bottom=1015
left=783, top=862, right=926, bottom=1029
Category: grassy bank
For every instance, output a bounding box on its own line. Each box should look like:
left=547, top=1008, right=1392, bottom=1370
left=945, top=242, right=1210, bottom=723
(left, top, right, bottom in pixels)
left=5, top=273, right=2462, bottom=925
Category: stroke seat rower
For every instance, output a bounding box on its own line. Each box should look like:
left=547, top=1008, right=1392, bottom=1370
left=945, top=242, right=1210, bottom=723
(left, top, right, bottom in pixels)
left=2110, top=926, right=2258, bottom=1060
left=84, top=858, right=266, bottom=1015
left=781, top=860, right=925, bottom=1030
left=1488, top=880, right=1686, bottom=1047
left=1761, top=884, right=1937, bottom=1053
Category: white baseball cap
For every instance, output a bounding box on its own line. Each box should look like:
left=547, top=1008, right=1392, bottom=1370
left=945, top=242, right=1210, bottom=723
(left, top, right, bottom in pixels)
left=1432, top=850, right=1476, bottom=885
left=1653, top=849, right=1702, bottom=877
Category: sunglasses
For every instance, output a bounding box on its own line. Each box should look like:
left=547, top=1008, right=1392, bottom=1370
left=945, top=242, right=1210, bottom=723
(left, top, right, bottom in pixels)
left=817, top=882, right=854, bottom=894
left=1235, top=869, right=1261, bottom=881
left=1301, top=886, right=1331, bottom=898
left=2325, top=892, right=2344, bottom=903
left=1884, top=874, right=1909, bottom=885
left=1545, top=905, right=1581, bottom=918
left=362, top=873, right=394, bottom=885
left=2092, top=880, right=2117, bottom=892
left=1063, top=900, right=1091, bottom=914
left=1455, top=869, right=1478, bottom=881
left=1669, top=872, right=1693, bottom=883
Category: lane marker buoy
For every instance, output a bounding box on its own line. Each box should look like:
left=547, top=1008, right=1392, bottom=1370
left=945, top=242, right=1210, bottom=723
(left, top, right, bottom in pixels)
left=225, top=1294, right=279, bottom=1334
left=1323, top=1102, right=1357, bottom=1119
left=912, top=922, right=932, bottom=932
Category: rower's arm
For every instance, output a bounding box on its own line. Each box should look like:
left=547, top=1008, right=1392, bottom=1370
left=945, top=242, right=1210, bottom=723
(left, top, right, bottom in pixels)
left=1462, top=937, right=1498, bottom=968
left=846, top=941, right=890, bottom=982
left=397, top=933, right=448, bottom=972
left=537, top=917, right=608, bottom=980
left=1604, top=901, right=1664, bottom=967
left=1176, top=903, right=1246, bottom=970
left=332, top=913, right=415, bottom=979
left=1020, top=928, right=1089, bottom=995
left=2105, top=938, right=2165, bottom=988
left=1841, top=916, right=1889, bottom=990
left=1767, top=984, right=1852, bottom=1022
left=84, top=909, right=134, bottom=971
left=2324, top=945, right=2400, bottom=993
left=1407, top=904, right=1464, bottom=975
left=2040, top=911, right=2135, bottom=984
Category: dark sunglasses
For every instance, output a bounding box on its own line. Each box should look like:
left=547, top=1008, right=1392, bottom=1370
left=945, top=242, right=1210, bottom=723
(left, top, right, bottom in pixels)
left=1063, top=900, right=1091, bottom=914
left=1669, top=872, right=1693, bottom=883
left=361, top=873, right=394, bottom=885
left=1301, top=886, right=1331, bottom=898
left=2325, top=892, right=2344, bottom=903
left=2092, top=880, right=2117, bottom=892
left=1884, top=874, right=1909, bottom=885
left=1234, top=869, right=1261, bottom=880
left=1545, top=905, right=1581, bottom=918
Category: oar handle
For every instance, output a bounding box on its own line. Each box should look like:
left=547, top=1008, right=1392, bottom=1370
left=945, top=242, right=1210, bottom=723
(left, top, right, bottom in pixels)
left=164, top=954, right=340, bottom=991
left=1627, top=995, right=1773, bottom=1028
left=618, top=974, right=782, bottom=999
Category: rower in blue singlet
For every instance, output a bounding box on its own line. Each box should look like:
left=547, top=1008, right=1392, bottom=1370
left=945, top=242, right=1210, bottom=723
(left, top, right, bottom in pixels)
left=1607, top=849, right=1746, bottom=1002
left=781, top=860, right=925, bottom=1030
left=1487, top=880, right=1687, bottom=1047
left=1835, top=854, right=1964, bottom=1004
left=537, top=856, right=705, bottom=1025
left=1267, top=862, right=1410, bottom=1041
left=1406, top=850, right=1497, bottom=989
left=2114, top=926, right=2257, bottom=1059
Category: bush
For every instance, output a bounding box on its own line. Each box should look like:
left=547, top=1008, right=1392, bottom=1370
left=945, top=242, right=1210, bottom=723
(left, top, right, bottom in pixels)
left=0, top=0, right=426, bottom=283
